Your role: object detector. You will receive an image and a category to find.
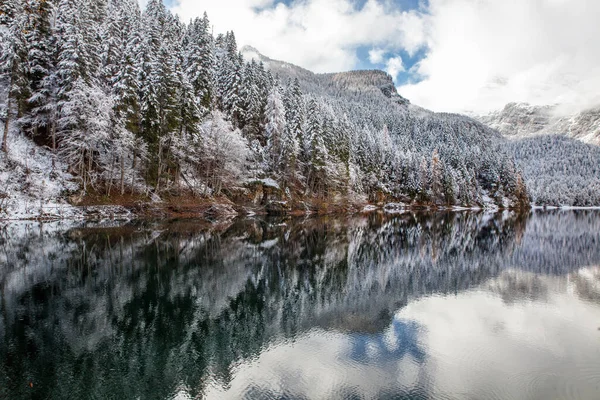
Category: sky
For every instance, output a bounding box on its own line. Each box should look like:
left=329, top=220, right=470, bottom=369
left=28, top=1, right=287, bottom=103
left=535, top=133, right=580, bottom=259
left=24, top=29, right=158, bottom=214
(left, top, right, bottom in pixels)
left=140, top=0, right=600, bottom=114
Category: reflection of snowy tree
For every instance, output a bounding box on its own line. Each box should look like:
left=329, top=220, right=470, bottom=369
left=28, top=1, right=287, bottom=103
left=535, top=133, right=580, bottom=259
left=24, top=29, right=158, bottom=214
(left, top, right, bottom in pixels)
left=2, top=212, right=600, bottom=398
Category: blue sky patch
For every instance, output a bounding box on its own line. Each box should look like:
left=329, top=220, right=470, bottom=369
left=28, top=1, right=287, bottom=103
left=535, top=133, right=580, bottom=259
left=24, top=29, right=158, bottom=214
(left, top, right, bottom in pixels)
left=165, top=0, right=429, bottom=86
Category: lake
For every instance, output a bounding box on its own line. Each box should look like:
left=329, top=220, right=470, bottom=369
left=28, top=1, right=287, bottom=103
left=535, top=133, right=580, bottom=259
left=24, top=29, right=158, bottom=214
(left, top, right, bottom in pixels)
left=1, top=211, right=600, bottom=400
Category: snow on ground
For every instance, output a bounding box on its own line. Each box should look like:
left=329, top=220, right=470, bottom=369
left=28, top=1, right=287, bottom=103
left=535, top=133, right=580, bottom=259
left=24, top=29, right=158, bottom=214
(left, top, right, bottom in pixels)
left=250, top=177, right=280, bottom=190
left=480, top=191, right=500, bottom=211
left=362, top=205, right=379, bottom=212
left=0, top=124, right=82, bottom=220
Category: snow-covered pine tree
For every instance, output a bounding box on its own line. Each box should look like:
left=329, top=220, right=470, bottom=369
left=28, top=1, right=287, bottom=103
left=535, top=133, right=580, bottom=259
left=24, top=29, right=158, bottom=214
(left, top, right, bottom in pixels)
left=1, top=0, right=29, bottom=153
left=418, top=156, right=430, bottom=202
left=21, top=0, right=55, bottom=138
left=264, top=85, right=287, bottom=174
left=185, top=13, right=214, bottom=110
left=173, top=19, right=201, bottom=139
left=430, top=148, right=443, bottom=204
left=55, top=0, right=90, bottom=98
left=110, top=0, right=142, bottom=136
left=58, top=78, right=112, bottom=192
left=240, top=60, right=263, bottom=140
left=223, top=52, right=244, bottom=128
left=284, top=79, right=303, bottom=134
left=304, top=99, right=329, bottom=195
left=304, top=98, right=321, bottom=163
left=81, top=0, right=106, bottom=83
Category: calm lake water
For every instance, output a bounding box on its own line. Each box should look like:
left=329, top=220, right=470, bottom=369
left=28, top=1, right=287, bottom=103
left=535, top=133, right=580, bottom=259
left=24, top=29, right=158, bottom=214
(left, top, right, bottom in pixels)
left=1, top=211, right=600, bottom=400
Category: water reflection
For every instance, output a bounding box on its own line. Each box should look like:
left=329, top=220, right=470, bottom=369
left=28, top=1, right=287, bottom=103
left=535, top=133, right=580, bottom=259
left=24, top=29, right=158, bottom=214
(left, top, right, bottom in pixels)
left=1, top=211, right=600, bottom=399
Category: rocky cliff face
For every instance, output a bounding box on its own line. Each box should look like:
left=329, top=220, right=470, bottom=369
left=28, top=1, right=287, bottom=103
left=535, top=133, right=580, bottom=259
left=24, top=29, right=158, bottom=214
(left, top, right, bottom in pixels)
left=241, top=46, right=411, bottom=106
left=478, top=102, right=600, bottom=145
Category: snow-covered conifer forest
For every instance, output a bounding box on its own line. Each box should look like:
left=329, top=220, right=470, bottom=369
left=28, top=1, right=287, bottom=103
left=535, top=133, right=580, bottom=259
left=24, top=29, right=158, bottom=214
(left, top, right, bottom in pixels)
left=1, top=0, right=598, bottom=219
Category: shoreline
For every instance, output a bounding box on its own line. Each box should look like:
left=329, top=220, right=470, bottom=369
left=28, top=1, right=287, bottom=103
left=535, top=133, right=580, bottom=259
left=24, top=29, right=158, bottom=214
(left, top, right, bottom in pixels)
left=2, top=198, right=598, bottom=223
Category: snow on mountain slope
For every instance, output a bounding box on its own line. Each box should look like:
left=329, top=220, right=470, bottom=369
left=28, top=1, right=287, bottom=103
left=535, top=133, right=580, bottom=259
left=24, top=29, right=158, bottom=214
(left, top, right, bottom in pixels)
left=478, top=102, right=600, bottom=145
left=241, top=46, right=532, bottom=208
left=242, top=46, right=411, bottom=107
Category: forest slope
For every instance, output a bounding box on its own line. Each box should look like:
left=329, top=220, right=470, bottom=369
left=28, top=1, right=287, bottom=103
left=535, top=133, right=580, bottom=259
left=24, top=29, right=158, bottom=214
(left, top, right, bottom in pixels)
left=476, top=103, right=600, bottom=206
left=478, top=102, right=600, bottom=145
left=0, top=0, right=529, bottom=219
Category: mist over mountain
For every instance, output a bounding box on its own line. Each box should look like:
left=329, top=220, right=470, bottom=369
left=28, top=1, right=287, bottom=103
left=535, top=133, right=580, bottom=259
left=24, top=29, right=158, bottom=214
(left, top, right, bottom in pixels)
left=478, top=102, right=600, bottom=145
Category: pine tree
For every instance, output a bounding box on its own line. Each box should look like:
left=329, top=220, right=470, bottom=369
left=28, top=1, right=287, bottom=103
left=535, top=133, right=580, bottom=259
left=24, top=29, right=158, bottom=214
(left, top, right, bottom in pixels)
left=240, top=61, right=263, bottom=140
left=304, top=99, right=328, bottom=195
left=223, top=53, right=244, bottom=127
left=111, top=2, right=142, bottom=136
left=431, top=148, right=443, bottom=204
left=58, top=78, right=112, bottom=192
left=21, top=0, right=54, bottom=136
left=175, top=32, right=201, bottom=138
left=304, top=99, right=321, bottom=163
left=418, top=156, right=430, bottom=202
left=55, top=0, right=89, bottom=97
left=265, top=86, right=287, bottom=173
left=1, top=0, right=29, bottom=153
left=185, top=13, right=214, bottom=110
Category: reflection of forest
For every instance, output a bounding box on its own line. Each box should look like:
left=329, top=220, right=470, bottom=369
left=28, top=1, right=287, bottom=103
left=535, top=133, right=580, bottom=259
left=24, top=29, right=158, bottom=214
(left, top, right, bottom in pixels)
left=1, top=211, right=600, bottom=399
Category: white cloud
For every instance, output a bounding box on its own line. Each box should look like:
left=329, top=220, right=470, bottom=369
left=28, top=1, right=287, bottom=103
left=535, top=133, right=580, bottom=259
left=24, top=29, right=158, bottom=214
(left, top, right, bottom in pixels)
left=168, top=0, right=426, bottom=73
left=398, top=0, right=600, bottom=113
left=385, top=56, right=404, bottom=82
left=149, top=0, right=600, bottom=114
left=368, top=48, right=386, bottom=64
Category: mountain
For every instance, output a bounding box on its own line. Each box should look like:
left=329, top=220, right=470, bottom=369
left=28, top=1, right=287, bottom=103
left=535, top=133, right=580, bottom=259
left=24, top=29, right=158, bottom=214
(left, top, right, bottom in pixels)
left=478, top=102, right=600, bottom=145
left=472, top=102, right=600, bottom=206
left=506, top=135, right=600, bottom=206
left=0, top=0, right=531, bottom=221
left=239, top=46, right=528, bottom=209
left=241, top=46, right=411, bottom=107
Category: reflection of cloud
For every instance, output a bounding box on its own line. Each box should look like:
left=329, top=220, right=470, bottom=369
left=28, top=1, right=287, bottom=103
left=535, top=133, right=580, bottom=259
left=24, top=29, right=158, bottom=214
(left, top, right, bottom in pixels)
left=569, top=266, right=600, bottom=303
left=202, top=329, right=425, bottom=400
left=199, top=267, right=600, bottom=399
left=399, top=268, right=600, bottom=399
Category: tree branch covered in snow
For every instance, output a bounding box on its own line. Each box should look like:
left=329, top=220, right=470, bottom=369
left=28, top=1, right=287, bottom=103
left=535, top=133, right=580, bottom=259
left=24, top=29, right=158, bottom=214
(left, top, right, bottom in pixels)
left=0, top=0, right=539, bottom=210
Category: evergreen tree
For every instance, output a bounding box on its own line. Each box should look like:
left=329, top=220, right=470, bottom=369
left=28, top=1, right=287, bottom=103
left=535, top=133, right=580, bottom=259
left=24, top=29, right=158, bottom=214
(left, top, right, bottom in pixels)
left=265, top=86, right=287, bottom=173
left=223, top=53, right=244, bottom=127
left=185, top=13, right=214, bottom=110
left=58, top=78, right=112, bottom=192
left=240, top=60, right=263, bottom=140
left=22, top=0, right=55, bottom=138
left=110, top=1, right=142, bottom=136
left=304, top=99, right=329, bottom=195
left=0, top=0, right=29, bottom=153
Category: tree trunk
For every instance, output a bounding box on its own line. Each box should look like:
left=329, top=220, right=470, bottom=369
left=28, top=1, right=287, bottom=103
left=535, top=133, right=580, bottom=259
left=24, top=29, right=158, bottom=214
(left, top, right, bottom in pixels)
left=51, top=120, right=57, bottom=169
left=1, top=97, right=11, bottom=154
left=156, top=142, right=162, bottom=193
left=120, top=155, right=125, bottom=195
left=88, top=150, right=93, bottom=189
left=81, top=149, right=87, bottom=192
left=107, top=154, right=115, bottom=197
left=131, top=148, right=137, bottom=194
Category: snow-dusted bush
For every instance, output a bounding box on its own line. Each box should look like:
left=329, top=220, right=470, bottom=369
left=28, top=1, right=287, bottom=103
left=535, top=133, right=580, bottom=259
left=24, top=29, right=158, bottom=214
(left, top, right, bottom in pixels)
left=198, top=111, right=250, bottom=195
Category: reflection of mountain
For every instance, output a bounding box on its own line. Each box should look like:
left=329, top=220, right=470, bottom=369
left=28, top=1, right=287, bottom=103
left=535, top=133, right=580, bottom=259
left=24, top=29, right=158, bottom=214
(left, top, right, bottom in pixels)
left=204, top=265, right=600, bottom=400
left=487, top=266, right=600, bottom=304
left=1, top=211, right=600, bottom=399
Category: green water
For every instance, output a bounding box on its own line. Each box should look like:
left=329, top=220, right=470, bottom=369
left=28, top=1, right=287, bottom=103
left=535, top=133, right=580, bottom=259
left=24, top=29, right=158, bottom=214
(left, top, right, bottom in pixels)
left=1, top=211, right=600, bottom=399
